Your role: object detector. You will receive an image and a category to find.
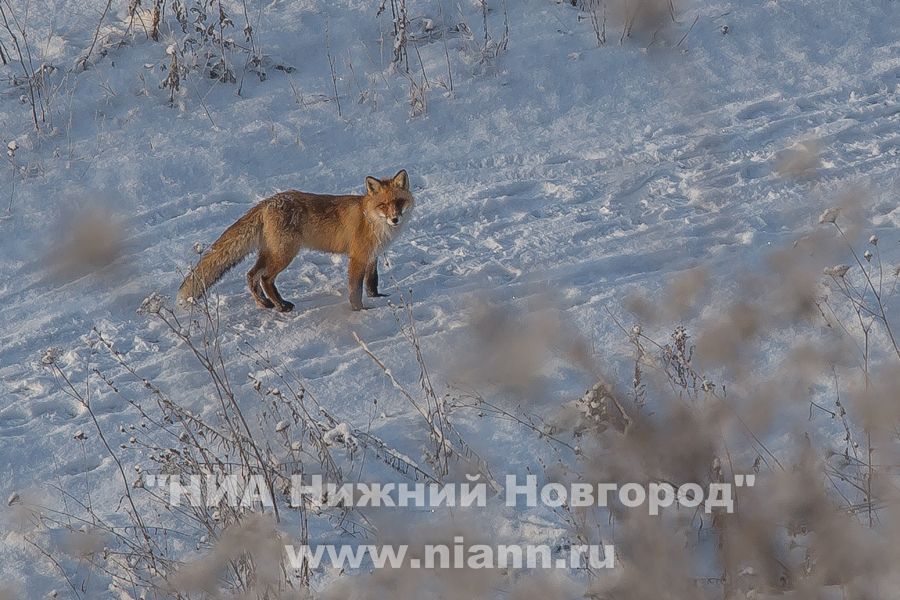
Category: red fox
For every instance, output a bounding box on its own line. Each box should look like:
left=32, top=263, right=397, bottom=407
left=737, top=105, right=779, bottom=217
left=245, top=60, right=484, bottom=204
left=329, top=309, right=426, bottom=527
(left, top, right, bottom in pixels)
left=178, top=170, right=413, bottom=312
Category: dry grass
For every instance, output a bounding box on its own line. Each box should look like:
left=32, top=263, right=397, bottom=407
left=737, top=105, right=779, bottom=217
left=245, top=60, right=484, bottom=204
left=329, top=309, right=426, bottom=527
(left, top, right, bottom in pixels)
left=21, top=198, right=900, bottom=598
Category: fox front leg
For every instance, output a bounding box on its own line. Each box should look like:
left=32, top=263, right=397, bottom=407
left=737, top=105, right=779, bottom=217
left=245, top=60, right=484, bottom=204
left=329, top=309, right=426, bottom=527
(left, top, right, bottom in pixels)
left=365, top=258, right=389, bottom=298
left=348, top=256, right=367, bottom=311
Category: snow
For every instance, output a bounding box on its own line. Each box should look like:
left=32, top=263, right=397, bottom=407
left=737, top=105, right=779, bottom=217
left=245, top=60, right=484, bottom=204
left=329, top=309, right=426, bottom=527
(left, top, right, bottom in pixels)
left=1, top=0, right=899, bottom=596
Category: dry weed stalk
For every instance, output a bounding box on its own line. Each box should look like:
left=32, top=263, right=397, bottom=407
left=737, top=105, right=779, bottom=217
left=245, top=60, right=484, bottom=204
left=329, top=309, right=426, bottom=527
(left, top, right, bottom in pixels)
left=352, top=290, right=502, bottom=491
left=27, top=291, right=377, bottom=596
left=0, top=0, right=45, bottom=130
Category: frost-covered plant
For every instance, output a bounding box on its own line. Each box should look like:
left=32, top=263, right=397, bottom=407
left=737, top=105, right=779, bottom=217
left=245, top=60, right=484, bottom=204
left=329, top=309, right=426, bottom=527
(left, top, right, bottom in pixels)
left=583, top=0, right=608, bottom=46
left=160, top=43, right=186, bottom=105
left=817, top=208, right=900, bottom=362
left=0, top=0, right=48, bottom=130
left=139, top=0, right=271, bottom=88
left=23, top=293, right=365, bottom=596
left=378, top=0, right=410, bottom=69
left=477, top=0, right=509, bottom=59
left=178, top=0, right=237, bottom=83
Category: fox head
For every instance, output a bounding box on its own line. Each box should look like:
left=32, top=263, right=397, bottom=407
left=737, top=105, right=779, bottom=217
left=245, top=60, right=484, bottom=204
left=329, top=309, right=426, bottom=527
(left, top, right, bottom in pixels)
left=364, top=170, right=414, bottom=229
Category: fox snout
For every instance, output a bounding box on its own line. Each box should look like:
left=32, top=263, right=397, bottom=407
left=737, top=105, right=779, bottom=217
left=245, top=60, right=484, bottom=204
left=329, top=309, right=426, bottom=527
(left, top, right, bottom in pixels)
left=389, top=203, right=408, bottom=225
left=386, top=204, right=408, bottom=226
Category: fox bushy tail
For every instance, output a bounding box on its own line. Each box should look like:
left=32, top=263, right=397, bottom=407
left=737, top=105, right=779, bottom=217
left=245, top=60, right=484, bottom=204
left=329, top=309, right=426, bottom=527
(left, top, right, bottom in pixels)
left=178, top=206, right=262, bottom=302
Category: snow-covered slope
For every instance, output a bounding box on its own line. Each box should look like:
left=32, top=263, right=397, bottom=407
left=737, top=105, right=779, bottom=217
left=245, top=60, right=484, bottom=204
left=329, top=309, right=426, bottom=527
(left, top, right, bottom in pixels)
left=1, top=0, right=898, bottom=596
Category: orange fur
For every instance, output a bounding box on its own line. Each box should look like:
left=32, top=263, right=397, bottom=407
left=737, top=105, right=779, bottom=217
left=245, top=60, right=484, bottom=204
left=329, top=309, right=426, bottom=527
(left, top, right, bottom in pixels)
left=177, top=170, right=414, bottom=311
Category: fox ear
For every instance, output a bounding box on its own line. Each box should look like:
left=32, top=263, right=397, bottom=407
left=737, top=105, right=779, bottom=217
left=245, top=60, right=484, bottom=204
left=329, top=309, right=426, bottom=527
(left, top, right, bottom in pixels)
left=365, top=176, right=383, bottom=195
left=391, top=169, right=409, bottom=190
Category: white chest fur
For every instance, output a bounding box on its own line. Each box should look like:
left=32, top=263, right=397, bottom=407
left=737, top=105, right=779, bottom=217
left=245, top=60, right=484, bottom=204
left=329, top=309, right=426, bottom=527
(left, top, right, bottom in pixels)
left=367, top=211, right=410, bottom=255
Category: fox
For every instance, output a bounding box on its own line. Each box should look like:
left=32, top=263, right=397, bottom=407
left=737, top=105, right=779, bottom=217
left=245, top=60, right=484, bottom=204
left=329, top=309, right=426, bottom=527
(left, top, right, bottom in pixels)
left=177, top=170, right=413, bottom=312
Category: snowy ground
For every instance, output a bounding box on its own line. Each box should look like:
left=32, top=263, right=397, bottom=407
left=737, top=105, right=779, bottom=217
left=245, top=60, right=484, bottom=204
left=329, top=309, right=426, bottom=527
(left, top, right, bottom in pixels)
left=1, top=0, right=899, bottom=597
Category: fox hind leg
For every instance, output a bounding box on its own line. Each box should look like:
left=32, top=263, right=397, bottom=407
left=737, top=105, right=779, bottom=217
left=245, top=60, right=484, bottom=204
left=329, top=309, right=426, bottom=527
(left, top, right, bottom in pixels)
left=247, top=257, right=274, bottom=309
left=259, top=251, right=295, bottom=313
left=261, top=275, right=294, bottom=312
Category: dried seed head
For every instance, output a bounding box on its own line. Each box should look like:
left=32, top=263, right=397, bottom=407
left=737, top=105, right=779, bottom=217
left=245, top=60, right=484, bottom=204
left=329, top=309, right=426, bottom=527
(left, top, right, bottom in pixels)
left=823, top=264, right=851, bottom=278
left=818, top=207, right=840, bottom=224
left=41, top=347, right=59, bottom=365
left=138, top=292, right=164, bottom=315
